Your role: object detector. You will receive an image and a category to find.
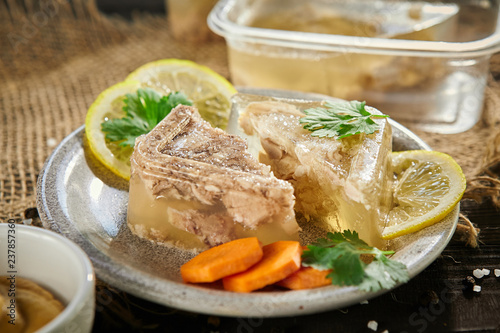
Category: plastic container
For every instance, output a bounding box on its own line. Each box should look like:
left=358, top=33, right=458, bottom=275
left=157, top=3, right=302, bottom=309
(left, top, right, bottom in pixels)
left=208, top=0, right=500, bottom=133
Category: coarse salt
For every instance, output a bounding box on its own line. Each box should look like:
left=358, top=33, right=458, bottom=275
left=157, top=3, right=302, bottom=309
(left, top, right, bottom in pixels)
left=47, top=137, right=58, bottom=147
left=495, top=269, right=500, bottom=277
left=367, top=320, right=378, bottom=331
left=482, top=268, right=491, bottom=276
left=473, top=269, right=484, bottom=279
left=360, top=300, right=369, bottom=305
left=473, top=285, right=482, bottom=293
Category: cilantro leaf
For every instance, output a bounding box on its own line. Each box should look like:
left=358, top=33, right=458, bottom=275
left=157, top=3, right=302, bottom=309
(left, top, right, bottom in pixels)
left=101, top=88, right=192, bottom=148
left=302, top=245, right=343, bottom=270
left=100, top=117, right=149, bottom=148
left=308, top=231, right=371, bottom=252
left=302, top=230, right=409, bottom=292
left=299, top=100, right=389, bottom=139
left=358, top=251, right=409, bottom=292
left=327, top=242, right=366, bottom=286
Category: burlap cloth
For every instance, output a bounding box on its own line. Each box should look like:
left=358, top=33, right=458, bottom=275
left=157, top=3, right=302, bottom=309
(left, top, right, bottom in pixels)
left=1, top=0, right=499, bottom=222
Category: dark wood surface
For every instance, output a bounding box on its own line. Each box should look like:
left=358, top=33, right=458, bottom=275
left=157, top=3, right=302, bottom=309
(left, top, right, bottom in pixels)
left=90, top=198, right=500, bottom=333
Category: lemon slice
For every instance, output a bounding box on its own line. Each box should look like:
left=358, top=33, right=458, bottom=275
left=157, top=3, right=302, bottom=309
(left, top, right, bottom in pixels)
left=381, top=150, right=466, bottom=240
left=85, top=81, right=141, bottom=180
left=126, top=59, right=237, bottom=129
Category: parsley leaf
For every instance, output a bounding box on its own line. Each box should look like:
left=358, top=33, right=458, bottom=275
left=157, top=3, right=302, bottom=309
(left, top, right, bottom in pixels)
left=302, top=230, right=409, bottom=292
left=358, top=252, right=409, bottom=292
left=101, top=88, right=192, bottom=148
left=299, top=100, right=389, bottom=139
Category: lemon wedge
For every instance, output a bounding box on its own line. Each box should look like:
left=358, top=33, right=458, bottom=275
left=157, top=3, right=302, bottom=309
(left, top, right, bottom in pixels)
left=85, top=80, right=140, bottom=180
left=381, top=150, right=466, bottom=240
left=126, top=59, right=237, bottom=129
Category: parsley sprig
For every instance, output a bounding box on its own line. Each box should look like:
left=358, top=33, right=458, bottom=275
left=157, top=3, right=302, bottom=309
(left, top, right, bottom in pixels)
left=101, top=88, right=192, bottom=148
left=299, top=100, right=389, bottom=139
left=302, top=230, right=409, bottom=292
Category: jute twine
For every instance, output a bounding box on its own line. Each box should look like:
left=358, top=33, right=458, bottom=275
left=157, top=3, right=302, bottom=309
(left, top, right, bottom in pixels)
left=1, top=0, right=499, bottom=248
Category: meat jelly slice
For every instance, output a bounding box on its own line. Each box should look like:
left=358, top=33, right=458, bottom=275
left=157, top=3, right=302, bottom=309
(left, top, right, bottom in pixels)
left=127, top=105, right=299, bottom=251
left=237, top=94, right=393, bottom=247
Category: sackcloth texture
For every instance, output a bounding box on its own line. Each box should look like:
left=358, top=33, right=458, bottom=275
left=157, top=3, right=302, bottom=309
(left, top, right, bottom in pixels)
left=0, top=0, right=499, bottom=236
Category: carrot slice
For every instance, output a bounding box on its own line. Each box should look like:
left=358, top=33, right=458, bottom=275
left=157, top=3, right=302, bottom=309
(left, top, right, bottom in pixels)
left=276, top=266, right=333, bottom=290
left=276, top=246, right=333, bottom=290
left=181, top=237, right=263, bottom=283
left=222, top=241, right=302, bottom=293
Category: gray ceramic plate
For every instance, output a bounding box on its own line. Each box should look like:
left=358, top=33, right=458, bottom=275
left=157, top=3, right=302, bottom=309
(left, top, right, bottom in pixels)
left=36, top=89, right=458, bottom=317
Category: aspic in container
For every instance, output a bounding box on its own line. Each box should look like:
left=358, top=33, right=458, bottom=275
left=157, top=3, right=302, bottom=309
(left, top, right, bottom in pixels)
left=208, top=0, right=500, bottom=133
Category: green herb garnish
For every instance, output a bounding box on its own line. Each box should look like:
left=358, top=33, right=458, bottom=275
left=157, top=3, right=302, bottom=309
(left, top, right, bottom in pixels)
left=299, top=100, right=389, bottom=139
left=302, top=230, right=409, bottom=292
left=101, top=88, right=192, bottom=148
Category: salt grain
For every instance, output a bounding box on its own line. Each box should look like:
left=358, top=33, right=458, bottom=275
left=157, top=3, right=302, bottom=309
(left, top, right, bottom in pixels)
left=381, top=330, right=389, bottom=333
left=367, top=320, right=378, bottom=331
left=473, top=268, right=484, bottom=279
left=482, top=268, right=491, bottom=276
left=47, top=137, right=58, bottom=147
left=495, top=269, right=500, bottom=277
left=473, top=285, right=482, bottom=293
left=360, top=300, right=369, bottom=304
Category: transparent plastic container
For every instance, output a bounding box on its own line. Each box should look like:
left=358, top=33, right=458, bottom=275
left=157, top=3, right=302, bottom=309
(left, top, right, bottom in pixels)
left=208, top=0, right=500, bottom=133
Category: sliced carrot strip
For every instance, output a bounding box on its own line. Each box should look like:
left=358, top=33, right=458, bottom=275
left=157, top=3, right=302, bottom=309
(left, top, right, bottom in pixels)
left=276, top=266, right=332, bottom=290
left=277, top=246, right=332, bottom=290
left=180, top=237, right=263, bottom=283
left=222, top=241, right=302, bottom=293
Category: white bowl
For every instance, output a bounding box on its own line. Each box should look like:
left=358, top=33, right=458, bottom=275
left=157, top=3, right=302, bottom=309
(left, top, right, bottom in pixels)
left=0, top=223, right=95, bottom=333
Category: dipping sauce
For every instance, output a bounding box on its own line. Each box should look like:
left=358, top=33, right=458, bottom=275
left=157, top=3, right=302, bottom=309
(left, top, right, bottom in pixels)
left=0, top=276, right=64, bottom=333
